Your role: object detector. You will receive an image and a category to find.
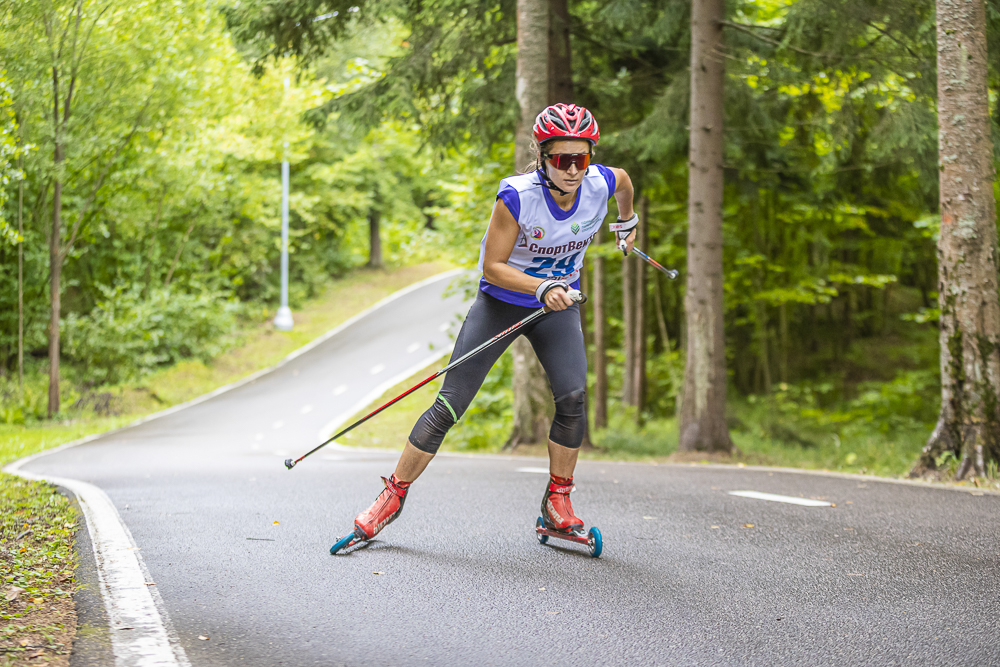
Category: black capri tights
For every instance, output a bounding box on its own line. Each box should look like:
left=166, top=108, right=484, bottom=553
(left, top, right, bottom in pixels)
left=409, top=290, right=587, bottom=454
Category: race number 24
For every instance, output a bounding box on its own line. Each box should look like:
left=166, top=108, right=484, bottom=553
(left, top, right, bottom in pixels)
left=524, top=253, right=579, bottom=278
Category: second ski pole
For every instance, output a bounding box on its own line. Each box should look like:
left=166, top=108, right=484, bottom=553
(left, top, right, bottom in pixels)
left=285, top=289, right=588, bottom=469
left=618, top=239, right=679, bottom=280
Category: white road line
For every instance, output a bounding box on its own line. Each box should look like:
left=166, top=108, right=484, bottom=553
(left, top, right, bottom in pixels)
left=333, top=385, right=347, bottom=396
left=406, top=342, right=420, bottom=353
left=729, top=491, right=833, bottom=507
left=300, top=404, right=313, bottom=414
left=318, top=350, right=454, bottom=445
left=370, top=364, right=385, bottom=375
left=2, top=469, right=190, bottom=667
left=516, top=467, right=550, bottom=474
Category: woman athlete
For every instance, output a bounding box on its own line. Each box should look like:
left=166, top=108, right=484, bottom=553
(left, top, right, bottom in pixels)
left=346, top=103, right=637, bottom=542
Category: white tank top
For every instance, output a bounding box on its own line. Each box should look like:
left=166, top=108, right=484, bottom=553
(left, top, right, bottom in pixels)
left=477, top=165, right=615, bottom=307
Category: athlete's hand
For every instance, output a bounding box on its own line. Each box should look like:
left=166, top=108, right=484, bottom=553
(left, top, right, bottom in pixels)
left=544, top=286, right=574, bottom=311
left=617, top=229, right=637, bottom=256
left=616, top=229, right=636, bottom=255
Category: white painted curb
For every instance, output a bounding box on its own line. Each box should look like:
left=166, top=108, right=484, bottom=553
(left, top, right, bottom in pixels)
left=8, top=469, right=191, bottom=667
left=2, top=268, right=468, bottom=667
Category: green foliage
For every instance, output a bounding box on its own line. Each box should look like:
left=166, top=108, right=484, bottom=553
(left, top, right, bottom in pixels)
left=593, top=411, right=679, bottom=458
left=0, top=70, right=21, bottom=246
left=0, top=474, right=77, bottom=659
left=743, top=368, right=939, bottom=444
left=63, top=286, right=242, bottom=385
left=447, top=350, right=514, bottom=451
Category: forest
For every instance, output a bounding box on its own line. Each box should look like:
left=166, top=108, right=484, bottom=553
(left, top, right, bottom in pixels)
left=2, top=0, right=1000, bottom=481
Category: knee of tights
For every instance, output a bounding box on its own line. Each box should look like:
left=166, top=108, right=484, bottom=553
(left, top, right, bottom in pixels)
left=549, top=388, right=587, bottom=449
left=408, top=397, right=458, bottom=454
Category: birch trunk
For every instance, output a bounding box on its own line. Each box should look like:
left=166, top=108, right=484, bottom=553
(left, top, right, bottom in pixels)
left=507, top=0, right=552, bottom=449
left=593, top=254, right=608, bottom=429
left=679, top=0, right=733, bottom=453
left=913, top=0, right=1000, bottom=479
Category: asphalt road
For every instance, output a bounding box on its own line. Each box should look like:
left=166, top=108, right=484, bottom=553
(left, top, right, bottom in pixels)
left=20, top=272, right=1000, bottom=667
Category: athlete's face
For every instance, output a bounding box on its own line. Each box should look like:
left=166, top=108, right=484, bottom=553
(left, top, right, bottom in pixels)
left=544, top=140, right=591, bottom=194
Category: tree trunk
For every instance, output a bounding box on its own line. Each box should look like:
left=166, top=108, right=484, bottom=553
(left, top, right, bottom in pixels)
left=578, top=257, right=592, bottom=447
left=48, top=169, right=62, bottom=417
left=548, top=0, right=572, bottom=104
left=506, top=0, right=552, bottom=448
left=593, top=253, right=608, bottom=429
left=779, top=303, right=789, bottom=383
left=754, top=301, right=771, bottom=393
left=913, top=0, right=1000, bottom=480
left=631, top=195, right=649, bottom=418
left=368, top=206, right=383, bottom=268
left=513, top=0, right=549, bottom=173
left=18, top=152, right=23, bottom=390
left=622, top=235, right=635, bottom=406
left=679, top=0, right=733, bottom=453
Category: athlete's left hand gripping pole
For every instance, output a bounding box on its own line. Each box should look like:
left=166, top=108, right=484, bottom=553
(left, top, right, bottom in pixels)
left=284, top=289, right=589, bottom=469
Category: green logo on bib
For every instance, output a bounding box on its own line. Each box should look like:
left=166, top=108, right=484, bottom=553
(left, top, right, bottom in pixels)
left=570, top=222, right=580, bottom=235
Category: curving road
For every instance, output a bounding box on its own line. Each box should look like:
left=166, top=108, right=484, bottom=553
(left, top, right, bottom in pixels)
left=13, top=270, right=1000, bottom=667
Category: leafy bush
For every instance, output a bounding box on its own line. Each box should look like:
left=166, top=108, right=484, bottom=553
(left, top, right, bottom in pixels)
left=0, top=374, right=55, bottom=424
left=64, top=285, right=241, bottom=385
left=447, top=351, right=513, bottom=451
left=593, top=411, right=678, bottom=458
left=743, top=369, right=939, bottom=445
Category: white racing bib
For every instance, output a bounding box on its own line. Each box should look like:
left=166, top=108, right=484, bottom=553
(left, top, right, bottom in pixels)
left=478, top=165, right=615, bottom=306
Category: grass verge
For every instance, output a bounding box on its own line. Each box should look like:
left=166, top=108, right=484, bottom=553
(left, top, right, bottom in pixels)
left=0, top=261, right=453, bottom=666
left=0, top=481, right=76, bottom=667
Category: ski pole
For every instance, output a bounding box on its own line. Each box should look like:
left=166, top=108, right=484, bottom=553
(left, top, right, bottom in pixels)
left=618, top=239, right=679, bottom=280
left=285, top=289, right=588, bottom=469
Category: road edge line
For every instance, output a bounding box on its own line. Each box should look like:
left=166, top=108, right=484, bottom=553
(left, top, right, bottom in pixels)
left=7, top=469, right=190, bottom=667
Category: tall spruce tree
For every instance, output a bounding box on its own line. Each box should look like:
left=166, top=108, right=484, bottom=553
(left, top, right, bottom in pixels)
left=680, top=0, right=733, bottom=452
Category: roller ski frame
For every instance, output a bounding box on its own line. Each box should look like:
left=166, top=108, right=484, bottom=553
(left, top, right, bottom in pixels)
left=330, top=526, right=367, bottom=554
left=535, top=517, right=603, bottom=558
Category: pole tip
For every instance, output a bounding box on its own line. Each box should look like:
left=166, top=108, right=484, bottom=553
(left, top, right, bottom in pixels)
left=284, top=458, right=296, bottom=470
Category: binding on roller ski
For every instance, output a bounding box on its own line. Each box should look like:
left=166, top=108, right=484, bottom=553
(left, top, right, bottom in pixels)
left=286, top=104, right=677, bottom=560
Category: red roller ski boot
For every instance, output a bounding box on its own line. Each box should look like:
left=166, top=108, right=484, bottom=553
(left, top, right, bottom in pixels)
left=330, top=474, right=410, bottom=554
left=535, top=475, right=603, bottom=558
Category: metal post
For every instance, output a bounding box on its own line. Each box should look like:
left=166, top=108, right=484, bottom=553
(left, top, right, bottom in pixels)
left=275, top=79, right=294, bottom=331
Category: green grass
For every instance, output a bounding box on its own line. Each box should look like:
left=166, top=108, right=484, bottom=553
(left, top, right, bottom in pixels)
left=0, top=478, right=77, bottom=664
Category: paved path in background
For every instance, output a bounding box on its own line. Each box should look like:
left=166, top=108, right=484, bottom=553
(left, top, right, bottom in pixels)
left=17, top=272, right=1000, bottom=666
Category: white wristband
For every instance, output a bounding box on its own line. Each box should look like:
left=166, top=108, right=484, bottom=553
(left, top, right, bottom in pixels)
left=535, top=279, right=568, bottom=303
left=608, top=213, right=638, bottom=233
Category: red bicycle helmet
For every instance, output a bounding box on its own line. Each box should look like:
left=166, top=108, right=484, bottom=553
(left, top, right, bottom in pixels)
left=532, top=104, right=600, bottom=146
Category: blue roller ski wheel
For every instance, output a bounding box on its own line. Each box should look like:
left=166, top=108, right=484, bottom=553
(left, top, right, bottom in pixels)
left=535, top=517, right=548, bottom=544
left=587, top=526, right=603, bottom=558
left=330, top=531, right=357, bottom=555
